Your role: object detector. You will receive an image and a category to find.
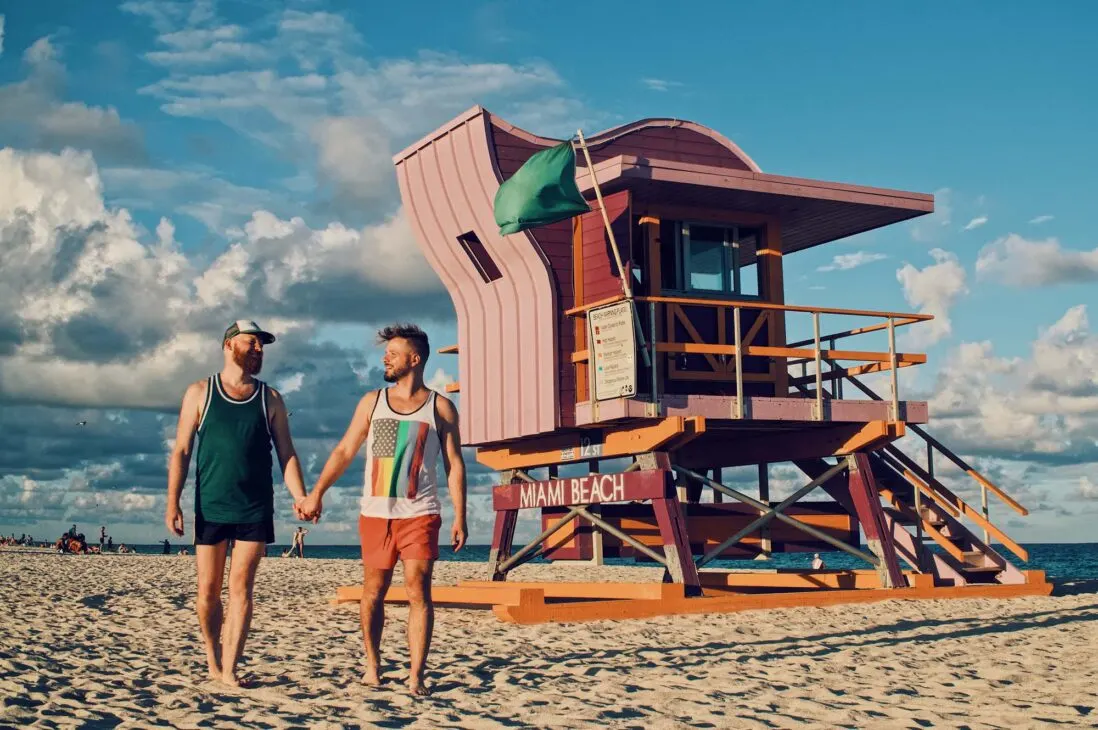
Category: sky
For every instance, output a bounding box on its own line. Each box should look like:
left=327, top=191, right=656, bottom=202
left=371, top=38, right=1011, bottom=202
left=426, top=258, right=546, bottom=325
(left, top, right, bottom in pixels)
left=0, top=1, right=1096, bottom=547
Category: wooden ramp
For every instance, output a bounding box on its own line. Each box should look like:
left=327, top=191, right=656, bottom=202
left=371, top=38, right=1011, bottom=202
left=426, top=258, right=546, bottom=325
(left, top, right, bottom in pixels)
left=331, top=570, right=1053, bottom=625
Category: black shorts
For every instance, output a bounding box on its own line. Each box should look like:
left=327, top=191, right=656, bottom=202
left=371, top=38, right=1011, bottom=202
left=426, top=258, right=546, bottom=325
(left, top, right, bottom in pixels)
left=194, top=517, right=275, bottom=546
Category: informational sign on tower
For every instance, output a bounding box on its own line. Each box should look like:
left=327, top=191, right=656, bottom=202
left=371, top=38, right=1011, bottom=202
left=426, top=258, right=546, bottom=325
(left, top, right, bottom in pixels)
left=588, top=300, right=637, bottom=401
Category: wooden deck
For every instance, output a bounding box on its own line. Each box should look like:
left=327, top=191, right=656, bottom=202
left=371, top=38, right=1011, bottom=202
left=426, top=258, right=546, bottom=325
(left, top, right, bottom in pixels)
left=331, top=570, right=1053, bottom=625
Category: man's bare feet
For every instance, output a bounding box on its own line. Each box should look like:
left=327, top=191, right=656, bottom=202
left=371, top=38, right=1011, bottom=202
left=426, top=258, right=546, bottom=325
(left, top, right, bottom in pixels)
left=362, top=666, right=382, bottom=687
left=206, top=652, right=222, bottom=681
left=220, top=671, right=249, bottom=688
left=407, top=675, right=430, bottom=696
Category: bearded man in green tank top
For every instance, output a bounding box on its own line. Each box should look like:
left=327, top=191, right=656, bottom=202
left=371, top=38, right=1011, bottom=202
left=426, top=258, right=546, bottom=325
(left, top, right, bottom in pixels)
left=165, top=320, right=310, bottom=687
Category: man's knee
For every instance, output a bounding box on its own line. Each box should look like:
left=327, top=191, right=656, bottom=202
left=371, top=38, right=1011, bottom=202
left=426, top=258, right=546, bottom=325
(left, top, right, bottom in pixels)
left=361, top=569, right=392, bottom=604
left=403, top=562, right=433, bottom=606
left=228, top=570, right=256, bottom=601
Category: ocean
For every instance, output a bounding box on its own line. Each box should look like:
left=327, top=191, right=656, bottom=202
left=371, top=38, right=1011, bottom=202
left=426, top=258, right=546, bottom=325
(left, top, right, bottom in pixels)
left=119, top=542, right=1096, bottom=582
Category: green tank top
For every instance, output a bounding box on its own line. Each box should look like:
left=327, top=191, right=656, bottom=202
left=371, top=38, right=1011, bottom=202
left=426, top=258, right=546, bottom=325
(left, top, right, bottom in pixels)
left=195, top=374, right=274, bottom=523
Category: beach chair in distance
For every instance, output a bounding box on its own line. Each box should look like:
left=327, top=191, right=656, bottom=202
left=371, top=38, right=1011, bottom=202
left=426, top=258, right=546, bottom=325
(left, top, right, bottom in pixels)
left=331, top=107, right=1051, bottom=624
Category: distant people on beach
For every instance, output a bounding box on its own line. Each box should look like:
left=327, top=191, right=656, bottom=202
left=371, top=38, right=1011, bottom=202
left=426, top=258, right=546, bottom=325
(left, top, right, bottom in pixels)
left=162, top=539, right=171, bottom=555
left=812, top=553, right=826, bottom=570
left=284, top=527, right=308, bottom=558
left=164, top=319, right=309, bottom=688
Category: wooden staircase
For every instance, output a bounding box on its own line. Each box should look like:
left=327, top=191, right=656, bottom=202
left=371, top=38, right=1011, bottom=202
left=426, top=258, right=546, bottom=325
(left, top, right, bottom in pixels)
left=792, top=374, right=1030, bottom=588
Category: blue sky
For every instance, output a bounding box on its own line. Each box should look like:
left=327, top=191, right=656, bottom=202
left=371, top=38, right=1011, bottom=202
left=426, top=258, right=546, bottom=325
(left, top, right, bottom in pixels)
left=1, top=1, right=1096, bottom=546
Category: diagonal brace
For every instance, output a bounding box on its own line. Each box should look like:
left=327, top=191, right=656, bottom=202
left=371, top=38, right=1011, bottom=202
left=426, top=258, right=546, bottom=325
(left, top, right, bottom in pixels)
left=674, top=465, right=880, bottom=567
left=575, top=506, right=669, bottom=567
left=497, top=506, right=582, bottom=575
left=697, top=459, right=849, bottom=567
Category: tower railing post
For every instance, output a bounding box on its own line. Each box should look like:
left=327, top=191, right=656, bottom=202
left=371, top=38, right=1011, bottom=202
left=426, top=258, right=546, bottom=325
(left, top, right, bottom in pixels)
left=813, top=311, right=823, bottom=421
left=888, top=316, right=899, bottom=421
left=734, top=305, right=744, bottom=419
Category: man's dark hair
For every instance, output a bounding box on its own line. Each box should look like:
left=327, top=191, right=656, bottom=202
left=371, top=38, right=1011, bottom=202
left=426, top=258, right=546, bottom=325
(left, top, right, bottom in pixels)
left=377, top=323, right=430, bottom=366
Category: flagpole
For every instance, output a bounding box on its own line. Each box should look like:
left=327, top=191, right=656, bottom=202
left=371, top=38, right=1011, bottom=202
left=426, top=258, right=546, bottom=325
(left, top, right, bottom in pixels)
left=574, top=129, right=651, bottom=369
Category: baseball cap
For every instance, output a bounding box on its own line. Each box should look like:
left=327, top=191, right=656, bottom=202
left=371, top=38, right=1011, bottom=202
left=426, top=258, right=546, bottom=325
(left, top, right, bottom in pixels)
left=223, top=320, right=276, bottom=344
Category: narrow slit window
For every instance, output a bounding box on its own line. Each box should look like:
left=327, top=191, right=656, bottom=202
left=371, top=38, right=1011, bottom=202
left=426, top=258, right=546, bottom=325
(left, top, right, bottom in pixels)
left=457, top=231, right=502, bottom=283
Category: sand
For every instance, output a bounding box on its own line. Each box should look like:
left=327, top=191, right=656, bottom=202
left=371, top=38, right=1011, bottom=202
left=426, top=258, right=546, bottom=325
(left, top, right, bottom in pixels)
left=0, top=553, right=1095, bottom=729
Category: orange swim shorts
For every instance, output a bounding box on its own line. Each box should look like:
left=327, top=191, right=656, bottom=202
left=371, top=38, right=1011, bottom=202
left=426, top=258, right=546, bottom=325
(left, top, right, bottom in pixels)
left=358, top=514, right=442, bottom=569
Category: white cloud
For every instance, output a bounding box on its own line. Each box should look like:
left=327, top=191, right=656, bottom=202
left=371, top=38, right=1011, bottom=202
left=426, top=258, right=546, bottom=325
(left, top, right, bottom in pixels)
left=0, top=35, right=146, bottom=164
left=641, top=78, right=682, bottom=92
left=1029, top=215, right=1054, bottom=225
left=1078, top=477, right=1098, bottom=501
left=909, top=187, right=951, bottom=242
left=963, top=215, right=988, bottom=231
left=975, top=234, right=1098, bottom=287
left=895, top=248, right=968, bottom=346
left=0, top=147, right=445, bottom=409
left=922, top=305, right=1098, bottom=466
left=310, top=116, right=394, bottom=206
left=817, top=251, right=887, bottom=272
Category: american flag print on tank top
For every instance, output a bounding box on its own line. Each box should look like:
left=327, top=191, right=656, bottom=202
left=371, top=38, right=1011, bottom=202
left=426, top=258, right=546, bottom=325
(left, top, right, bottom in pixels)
left=360, top=388, right=442, bottom=519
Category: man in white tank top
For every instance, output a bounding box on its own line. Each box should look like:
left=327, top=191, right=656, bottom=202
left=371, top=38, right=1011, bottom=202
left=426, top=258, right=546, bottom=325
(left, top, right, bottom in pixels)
left=301, top=323, right=467, bottom=696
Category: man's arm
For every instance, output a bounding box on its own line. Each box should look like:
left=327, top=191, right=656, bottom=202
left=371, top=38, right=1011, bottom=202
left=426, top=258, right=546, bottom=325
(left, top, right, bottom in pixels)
left=300, top=391, right=378, bottom=519
left=267, top=388, right=308, bottom=514
left=166, top=380, right=204, bottom=537
left=436, top=395, right=467, bottom=551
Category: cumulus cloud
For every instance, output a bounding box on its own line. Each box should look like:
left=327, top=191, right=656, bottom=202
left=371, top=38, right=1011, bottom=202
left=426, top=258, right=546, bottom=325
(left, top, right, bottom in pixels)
left=922, top=305, right=1098, bottom=466
left=896, top=248, right=968, bottom=346
left=817, top=251, right=887, bottom=272
left=0, top=147, right=446, bottom=409
left=975, top=234, right=1098, bottom=287
left=0, top=35, right=146, bottom=164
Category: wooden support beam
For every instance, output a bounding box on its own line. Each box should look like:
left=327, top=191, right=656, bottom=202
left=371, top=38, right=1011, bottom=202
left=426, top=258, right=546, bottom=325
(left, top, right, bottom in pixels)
left=675, top=420, right=903, bottom=470
left=475, top=417, right=690, bottom=471
left=437, top=344, right=459, bottom=354
left=847, top=453, right=906, bottom=589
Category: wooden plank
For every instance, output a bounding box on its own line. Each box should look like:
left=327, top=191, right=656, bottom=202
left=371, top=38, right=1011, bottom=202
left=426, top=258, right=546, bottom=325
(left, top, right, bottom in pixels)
left=848, top=453, right=906, bottom=589
left=475, top=417, right=688, bottom=471
left=437, top=344, right=459, bottom=354
left=444, top=382, right=460, bottom=393
left=493, top=572, right=1053, bottom=624
left=333, top=584, right=544, bottom=607
left=637, top=295, right=934, bottom=322
left=698, top=570, right=931, bottom=591
left=459, top=581, right=686, bottom=600
left=655, top=341, right=927, bottom=365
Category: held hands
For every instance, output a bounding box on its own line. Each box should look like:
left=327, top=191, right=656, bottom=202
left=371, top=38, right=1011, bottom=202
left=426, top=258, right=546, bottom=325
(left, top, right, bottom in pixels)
left=295, top=492, right=322, bottom=523
left=165, top=503, right=185, bottom=537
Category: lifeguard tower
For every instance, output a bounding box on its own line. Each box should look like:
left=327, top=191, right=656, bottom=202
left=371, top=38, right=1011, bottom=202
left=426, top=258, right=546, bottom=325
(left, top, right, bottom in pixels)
left=335, top=106, right=1050, bottom=623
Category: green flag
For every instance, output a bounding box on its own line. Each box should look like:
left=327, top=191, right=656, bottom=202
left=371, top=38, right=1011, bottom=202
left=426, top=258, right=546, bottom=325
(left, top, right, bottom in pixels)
left=493, top=141, right=591, bottom=235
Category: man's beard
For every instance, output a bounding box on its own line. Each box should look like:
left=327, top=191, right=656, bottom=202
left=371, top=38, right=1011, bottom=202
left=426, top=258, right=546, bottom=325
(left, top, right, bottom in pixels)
left=383, top=365, right=407, bottom=383
left=233, top=348, right=263, bottom=375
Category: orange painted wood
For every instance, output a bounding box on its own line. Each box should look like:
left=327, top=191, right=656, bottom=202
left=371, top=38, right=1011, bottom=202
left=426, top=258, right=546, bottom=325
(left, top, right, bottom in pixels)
left=444, top=383, right=460, bottom=393
left=437, top=344, right=459, bottom=354
left=698, top=570, right=931, bottom=590
left=459, top=581, right=686, bottom=600
left=475, top=417, right=688, bottom=470
left=333, top=583, right=544, bottom=608
left=635, top=295, right=934, bottom=322
left=655, top=342, right=927, bottom=365
left=493, top=572, right=1053, bottom=624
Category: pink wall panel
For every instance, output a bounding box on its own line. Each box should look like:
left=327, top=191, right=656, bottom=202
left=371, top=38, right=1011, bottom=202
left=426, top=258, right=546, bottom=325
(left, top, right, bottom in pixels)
left=395, top=111, right=558, bottom=446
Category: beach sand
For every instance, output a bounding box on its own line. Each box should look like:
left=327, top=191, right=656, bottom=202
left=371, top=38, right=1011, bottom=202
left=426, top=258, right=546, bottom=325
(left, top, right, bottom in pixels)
left=1, top=553, right=1095, bottom=729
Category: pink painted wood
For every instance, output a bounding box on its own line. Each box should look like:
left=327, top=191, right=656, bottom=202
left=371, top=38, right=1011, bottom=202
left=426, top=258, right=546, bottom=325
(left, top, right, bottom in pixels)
left=394, top=109, right=558, bottom=445
left=574, top=395, right=929, bottom=425
left=848, top=453, right=906, bottom=589
left=492, top=469, right=670, bottom=511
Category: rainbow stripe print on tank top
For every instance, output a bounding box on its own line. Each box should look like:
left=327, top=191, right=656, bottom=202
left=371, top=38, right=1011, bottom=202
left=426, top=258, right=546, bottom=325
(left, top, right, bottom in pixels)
left=369, top=418, right=431, bottom=499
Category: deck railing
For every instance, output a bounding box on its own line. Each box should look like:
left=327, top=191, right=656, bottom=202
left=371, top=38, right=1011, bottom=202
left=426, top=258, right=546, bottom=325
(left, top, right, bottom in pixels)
left=566, top=293, right=933, bottom=419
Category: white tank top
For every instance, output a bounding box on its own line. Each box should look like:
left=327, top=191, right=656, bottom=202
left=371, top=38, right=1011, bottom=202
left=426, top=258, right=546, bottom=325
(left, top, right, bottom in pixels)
left=360, top=388, right=442, bottom=519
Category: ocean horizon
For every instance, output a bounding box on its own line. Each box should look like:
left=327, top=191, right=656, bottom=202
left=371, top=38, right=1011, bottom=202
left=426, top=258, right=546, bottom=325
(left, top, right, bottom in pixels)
left=34, top=541, right=1096, bottom=583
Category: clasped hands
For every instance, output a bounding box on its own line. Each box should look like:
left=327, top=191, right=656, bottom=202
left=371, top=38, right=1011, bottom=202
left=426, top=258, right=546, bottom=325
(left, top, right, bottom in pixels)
left=293, top=493, right=323, bottom=523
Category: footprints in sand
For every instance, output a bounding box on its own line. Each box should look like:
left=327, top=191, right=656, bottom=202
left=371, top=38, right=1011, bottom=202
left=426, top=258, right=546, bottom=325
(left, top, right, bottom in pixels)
left=1, top=554, right=1097, bottom=728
